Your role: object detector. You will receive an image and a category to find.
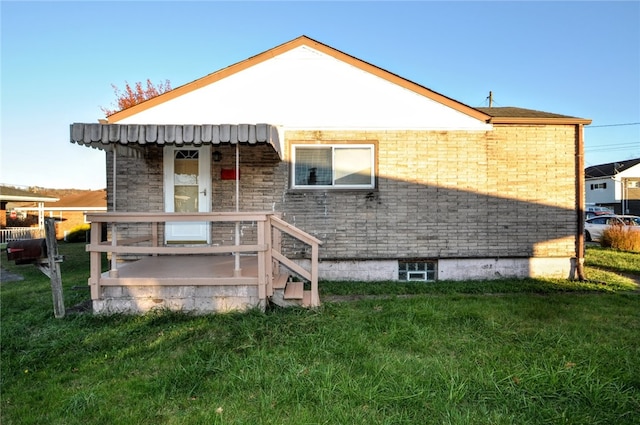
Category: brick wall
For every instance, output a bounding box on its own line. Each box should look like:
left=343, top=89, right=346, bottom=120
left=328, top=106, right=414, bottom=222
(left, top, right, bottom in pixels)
left=106, top=146, right=164, bottom=213
left=279, top=126, right=577, bottom=260
left=106, top=146, right=164, bottom=242
left=108, top=125, right=578, bottom=261
left=52, top=211, right=87, bottom=240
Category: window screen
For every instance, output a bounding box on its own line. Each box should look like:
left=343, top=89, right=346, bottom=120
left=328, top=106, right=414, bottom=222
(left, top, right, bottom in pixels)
left=295, top=148, right=332, bottom=186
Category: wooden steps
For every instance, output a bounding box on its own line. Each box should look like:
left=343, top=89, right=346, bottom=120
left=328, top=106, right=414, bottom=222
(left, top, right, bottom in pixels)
left=302, top=290, right=311, bottom=307
left=273, top=273, right=288, bottom=290
left=284, top=281, right=303, bottom=300
left=270, top=274, right=315, bottom=308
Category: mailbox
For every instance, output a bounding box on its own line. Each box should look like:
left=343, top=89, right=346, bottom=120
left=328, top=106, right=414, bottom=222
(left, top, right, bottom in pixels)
left=6, top=239, right=48, bottom=265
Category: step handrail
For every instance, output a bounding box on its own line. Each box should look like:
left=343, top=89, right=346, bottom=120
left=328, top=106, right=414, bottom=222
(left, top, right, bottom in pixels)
left=268, top=215, right=322, bottom=307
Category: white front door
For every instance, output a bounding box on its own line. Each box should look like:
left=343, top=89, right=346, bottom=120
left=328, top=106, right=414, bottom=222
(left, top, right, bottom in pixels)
left=163, top=146, right=211, bottom=243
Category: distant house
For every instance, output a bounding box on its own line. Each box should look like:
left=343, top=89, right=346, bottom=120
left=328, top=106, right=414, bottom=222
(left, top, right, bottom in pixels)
left=14, top=190, right=107, bottom=240
left=585, top=158, right=640, bottom=215
left=0, top=186, right=59, bottom=243
left=69, top=35, right=591, bottom=314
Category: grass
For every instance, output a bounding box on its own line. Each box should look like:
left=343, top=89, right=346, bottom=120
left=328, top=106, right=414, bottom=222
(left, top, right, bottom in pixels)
left=1, top=243, right=639, bottom=424
left=586, top=244, right=640, bottom=275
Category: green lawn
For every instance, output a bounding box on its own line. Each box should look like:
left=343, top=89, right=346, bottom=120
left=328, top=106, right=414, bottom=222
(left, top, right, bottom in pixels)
left=1, top=244, right=639, bottom=424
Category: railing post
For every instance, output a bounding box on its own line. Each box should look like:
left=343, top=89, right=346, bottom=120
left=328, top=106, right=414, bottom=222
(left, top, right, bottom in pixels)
left=257, top=220, right=267, bottom=304
left=89, top=221, right=102, bottom=300
left=109, top=223, right=119, bottom=278
left=264, top=216, right=274, bottom=297
left=233, top=220, right=242, bottom=277
left=151, top=222, right=158, bottom=256
left=272, top=223, right=281, bottom=275
left=311, top=242, right=320, bottom=307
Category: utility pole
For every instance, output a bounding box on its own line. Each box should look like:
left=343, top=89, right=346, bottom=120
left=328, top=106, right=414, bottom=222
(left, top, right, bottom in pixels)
left=488, top=91, right=493, bottom=108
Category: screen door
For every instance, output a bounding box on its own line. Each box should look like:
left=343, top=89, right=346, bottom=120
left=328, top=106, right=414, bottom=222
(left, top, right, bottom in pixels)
left=163, top=146, right=211, bottom=243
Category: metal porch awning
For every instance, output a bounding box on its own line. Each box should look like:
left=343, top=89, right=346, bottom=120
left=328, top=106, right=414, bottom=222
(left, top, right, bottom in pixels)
left=70, top=123, right=282, bottom=159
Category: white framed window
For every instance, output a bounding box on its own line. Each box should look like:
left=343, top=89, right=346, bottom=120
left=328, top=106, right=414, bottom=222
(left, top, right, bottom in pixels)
left=590, top=183, right=607, bottom=190
left=292, top=144, right=375, bottom=189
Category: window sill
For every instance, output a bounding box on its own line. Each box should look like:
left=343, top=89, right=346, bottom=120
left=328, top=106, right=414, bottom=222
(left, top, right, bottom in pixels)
left=287, top=188, right=378, bottom=194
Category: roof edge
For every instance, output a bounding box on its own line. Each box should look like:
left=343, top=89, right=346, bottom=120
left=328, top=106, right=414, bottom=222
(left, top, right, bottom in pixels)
left=297, top=37, right=491, bottom=122
left=489, top=117, right=592, bottom=125
left=0, top=195, right=60, bottom=202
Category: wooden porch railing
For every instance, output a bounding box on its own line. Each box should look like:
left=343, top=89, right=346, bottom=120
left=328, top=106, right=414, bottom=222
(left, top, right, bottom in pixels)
left=84, top=212, right=322, bottom=308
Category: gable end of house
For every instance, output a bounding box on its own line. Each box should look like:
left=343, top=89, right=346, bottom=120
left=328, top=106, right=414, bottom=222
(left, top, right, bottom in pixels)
left=106, top=35, right=492, bottom=125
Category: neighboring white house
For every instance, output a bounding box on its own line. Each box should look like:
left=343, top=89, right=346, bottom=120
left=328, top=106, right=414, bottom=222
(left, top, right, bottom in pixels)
left=585, top=158, right=640, bottom=215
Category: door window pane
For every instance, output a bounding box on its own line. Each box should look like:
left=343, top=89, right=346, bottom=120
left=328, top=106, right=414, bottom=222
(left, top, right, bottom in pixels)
left=174, top=150, right=199, bottom=212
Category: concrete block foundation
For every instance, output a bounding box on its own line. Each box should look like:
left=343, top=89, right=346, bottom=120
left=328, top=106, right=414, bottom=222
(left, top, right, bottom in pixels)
left=93, top=285, right=263, bottom=315
left=295, top=257, right=574, bottom=282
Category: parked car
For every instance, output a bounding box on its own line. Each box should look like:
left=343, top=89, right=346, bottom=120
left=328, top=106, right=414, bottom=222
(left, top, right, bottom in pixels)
left=585, top=210, right=612, bottom=219
left=584, top=215, right=640, bottom=242
left=586, top=205, right=614, bottom=213
left=585, top=205, right=615, bottom=219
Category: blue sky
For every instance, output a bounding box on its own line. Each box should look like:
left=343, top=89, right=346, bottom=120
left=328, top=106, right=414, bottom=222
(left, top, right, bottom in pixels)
left=1, top=1, right=639, bottom=190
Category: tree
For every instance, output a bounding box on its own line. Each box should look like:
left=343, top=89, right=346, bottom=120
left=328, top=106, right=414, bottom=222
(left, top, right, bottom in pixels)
left=101, top=79, right=171, bottom=117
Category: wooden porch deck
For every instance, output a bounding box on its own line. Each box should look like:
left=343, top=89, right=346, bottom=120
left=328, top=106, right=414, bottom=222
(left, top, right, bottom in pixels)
left=100, top=255, right=260, bottom=286
left=85, top=212, right=323, bottom=312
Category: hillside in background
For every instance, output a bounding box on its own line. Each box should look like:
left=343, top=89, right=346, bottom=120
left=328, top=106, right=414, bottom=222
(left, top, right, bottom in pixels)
left=25, top=187, right=106, bottom=198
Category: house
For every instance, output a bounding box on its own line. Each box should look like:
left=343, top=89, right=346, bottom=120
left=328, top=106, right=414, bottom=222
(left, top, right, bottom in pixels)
left=585, top=158, right=640, bottom=215
left=0, top=186, right=59, bottom=244
left=69, top=36, right=591, bottom=315
left=12, top=190, right=108, bottom=240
